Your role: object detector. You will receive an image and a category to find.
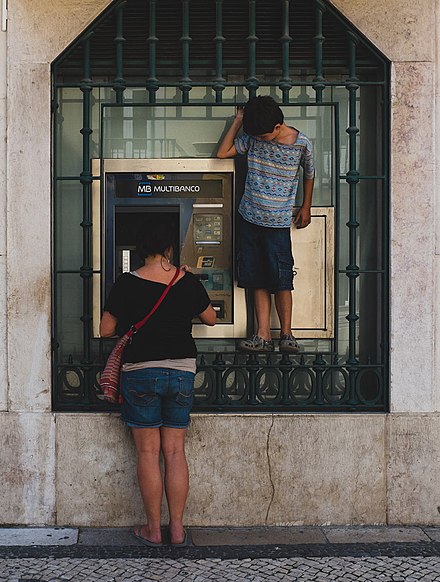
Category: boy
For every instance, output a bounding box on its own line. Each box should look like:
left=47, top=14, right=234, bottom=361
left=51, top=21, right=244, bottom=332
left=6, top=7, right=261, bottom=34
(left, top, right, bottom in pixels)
left=217, top=96, right=315, bottom=353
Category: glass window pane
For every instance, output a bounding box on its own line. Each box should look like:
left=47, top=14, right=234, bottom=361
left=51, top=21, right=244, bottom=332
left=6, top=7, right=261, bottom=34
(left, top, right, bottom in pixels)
left=101, top=102, right=336, bottom=210
left=338, top=180, right=384, bottom=271
left=55, top=181, right=84, bottom=271
left=337, top=272, right=384, bottom=365
left=55, top=88, right=102, bottom=177
left=102, top=104, right=237, bottom=158
left=55, top=88, right=83, bottom=177
left=55, top=274, right=83, bottom=362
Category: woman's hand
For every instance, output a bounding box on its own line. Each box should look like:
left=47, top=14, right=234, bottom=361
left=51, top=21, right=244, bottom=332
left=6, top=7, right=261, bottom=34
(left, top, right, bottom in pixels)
left=180, top=264, right=192, bottom=272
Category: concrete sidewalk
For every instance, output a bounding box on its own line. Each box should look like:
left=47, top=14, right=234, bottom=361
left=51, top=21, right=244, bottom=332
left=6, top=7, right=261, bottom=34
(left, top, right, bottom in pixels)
left=1, top=527, right=440, bottom=581
left=0, top=525, right=438, bottom=548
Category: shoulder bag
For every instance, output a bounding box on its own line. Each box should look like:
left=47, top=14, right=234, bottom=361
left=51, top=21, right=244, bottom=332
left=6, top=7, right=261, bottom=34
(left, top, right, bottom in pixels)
left=99, top=268, right=180, bottom=404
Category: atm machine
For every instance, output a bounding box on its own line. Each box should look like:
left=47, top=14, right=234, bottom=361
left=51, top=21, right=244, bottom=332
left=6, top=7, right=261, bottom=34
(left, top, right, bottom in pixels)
left=92, top=158, right=247, bottom=338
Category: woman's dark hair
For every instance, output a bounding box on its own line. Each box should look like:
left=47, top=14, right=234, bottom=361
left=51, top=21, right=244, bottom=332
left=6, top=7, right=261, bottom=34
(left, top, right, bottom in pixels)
left=136, top=217, right=176, bottom=260
left=243, top=96, right=284, bottom=136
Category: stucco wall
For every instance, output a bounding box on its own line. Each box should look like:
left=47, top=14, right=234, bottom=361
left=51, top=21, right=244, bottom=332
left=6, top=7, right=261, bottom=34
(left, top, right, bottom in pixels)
left=0, top=0, right=439, bottom=526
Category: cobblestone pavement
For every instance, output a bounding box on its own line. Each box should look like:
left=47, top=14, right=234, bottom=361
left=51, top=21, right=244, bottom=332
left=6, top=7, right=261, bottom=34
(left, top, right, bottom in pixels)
left=1, top=556, right=440, bottom=581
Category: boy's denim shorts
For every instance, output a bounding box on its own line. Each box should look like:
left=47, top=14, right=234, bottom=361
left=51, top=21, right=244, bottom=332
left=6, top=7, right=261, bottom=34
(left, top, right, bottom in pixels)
left=237, top=216, right=294, bottom=293
left=121, top=368, right=195, bottom=429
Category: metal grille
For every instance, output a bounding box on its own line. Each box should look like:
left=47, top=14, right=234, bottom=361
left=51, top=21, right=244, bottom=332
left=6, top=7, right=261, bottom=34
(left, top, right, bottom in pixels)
left=52, top=0, right=390, bottom=412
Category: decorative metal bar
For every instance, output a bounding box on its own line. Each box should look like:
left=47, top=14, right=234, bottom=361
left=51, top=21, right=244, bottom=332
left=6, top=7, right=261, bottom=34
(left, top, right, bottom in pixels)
left=55, top=80, right=386, bottom=89
left=147, top=0, right=159, bottom=104
left=180, top=0, right=192, bottom=103
left=214, top=0, right=226, bottom=103
left=345, top=31, right=360, bottom=405
left=279, top=353, right=292, bottom=404
left=381, top=64, right=391, bottom=408
left=52, top=87, right=61, bottom=395
left=246, top=354, right=259, bottom=405
left=313, top=0, right=326, bottom=103
left=279, top=0, right=292, bottom=104
left=56, top=356, right=385, bottom=412
left=246, top=0, right=259, bottom=98
left=55, top=270, right=101, bottom=275
left=79, top=35, right=94, bottom=369
left=55, top=176, right=101, bottom=181
left=339, top=175, right=386, bottom=180
left=312, top=353, right=326, bottom=405
left=338, top=269, right=385, bottom=275
left=333, top=96, right=341, bottom=370
left=113, top=1, right=127, bottom=104
left=212, top=353, right=226, bottom=404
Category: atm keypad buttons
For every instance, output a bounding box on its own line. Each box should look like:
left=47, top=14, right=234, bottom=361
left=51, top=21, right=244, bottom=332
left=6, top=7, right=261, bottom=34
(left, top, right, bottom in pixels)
left=194, top=215, right=223, bottom=243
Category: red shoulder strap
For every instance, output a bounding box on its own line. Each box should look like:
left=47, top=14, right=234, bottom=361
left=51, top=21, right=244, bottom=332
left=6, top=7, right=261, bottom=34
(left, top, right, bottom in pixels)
left=127, top=268, right=181, bottom=338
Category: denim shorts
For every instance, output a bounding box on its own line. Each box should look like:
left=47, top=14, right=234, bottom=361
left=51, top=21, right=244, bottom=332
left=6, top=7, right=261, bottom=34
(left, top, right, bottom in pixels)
left=121, top=368, right=195, bottom=429
left=237, top=216, right=294, bottom=293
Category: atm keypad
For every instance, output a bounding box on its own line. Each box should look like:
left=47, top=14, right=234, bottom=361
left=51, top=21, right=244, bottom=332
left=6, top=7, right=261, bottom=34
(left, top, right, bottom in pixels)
left=194, top=214, right=223, bottom=243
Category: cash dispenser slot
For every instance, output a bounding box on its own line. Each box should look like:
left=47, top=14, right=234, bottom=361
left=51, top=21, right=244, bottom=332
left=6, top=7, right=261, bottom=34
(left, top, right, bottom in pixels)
left=211, top=301, right=225, bottom=319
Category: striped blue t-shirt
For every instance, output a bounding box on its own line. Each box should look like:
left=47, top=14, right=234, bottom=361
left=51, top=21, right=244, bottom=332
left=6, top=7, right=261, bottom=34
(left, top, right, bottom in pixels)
left=234, top=130, right=315, bottom=228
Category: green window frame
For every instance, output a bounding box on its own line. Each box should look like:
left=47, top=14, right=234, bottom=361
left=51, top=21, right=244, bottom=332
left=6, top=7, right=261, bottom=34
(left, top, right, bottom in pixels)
left=52, top=0, right=390, bottom=412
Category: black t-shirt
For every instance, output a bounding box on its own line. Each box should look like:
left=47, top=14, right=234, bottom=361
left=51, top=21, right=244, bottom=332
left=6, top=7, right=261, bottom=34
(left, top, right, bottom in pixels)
left=104, top=271, right=211, bottom=362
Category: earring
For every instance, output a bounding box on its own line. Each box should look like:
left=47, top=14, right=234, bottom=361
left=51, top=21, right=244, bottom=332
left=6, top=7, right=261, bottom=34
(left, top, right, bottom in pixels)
left=160, top=255, right=172, bottom=271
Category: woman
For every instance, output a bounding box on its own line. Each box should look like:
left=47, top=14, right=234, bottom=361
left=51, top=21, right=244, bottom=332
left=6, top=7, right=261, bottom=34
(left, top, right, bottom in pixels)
left=100, top=220, right=216, bottom=546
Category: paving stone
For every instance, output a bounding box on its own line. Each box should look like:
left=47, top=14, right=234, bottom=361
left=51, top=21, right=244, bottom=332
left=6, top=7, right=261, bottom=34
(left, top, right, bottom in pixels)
left=323, top=526, right=431, bottom=544
left=423, top=528, right=440, bottom=542
left=190, top=526, right=326, bottom=546
left=0, top=528, right=78, bottom=547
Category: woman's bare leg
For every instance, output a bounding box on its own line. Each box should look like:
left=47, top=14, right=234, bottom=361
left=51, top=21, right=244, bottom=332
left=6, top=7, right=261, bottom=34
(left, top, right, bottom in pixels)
left=131, top=427, right=163, bottom=543
left=160, top=427, right=188, bottom=544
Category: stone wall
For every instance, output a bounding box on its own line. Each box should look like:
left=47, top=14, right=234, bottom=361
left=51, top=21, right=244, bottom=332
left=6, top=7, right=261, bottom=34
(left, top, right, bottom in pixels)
left=0, top=0, right=438, bottom=526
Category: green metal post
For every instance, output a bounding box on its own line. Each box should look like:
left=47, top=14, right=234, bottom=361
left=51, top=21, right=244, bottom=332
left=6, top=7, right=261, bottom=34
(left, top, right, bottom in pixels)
left=313, top=0, right=326, bottom=103
left=212, top=353, right=226, bottom=404
left=180, top=0, right=192, bottom=103
left=246, top=0, right=258, bottom=98
left=214, top=0, right=226, bottom=103
left=313, top=353, right=326, bottom=405
left=79, top=35, right=93, bottom=369
left=147, top=0, right=159, bottom=104
left=280, top=353, right=292, bottom=404
left=114, top=1, right=126, bottom=104
left=246, top=354, right=259, bottom=405
left=345, top=31, right=360, bottom=404
left=279, top=0, right=292, bottom=104
left=382, top=65, right=390, bottom=409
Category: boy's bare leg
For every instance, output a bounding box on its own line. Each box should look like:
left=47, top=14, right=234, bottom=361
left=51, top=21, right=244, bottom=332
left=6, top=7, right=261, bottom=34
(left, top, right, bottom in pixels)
left=274, top=290, right=293, bottom=336
left=254, top=288, right=272, bottom=340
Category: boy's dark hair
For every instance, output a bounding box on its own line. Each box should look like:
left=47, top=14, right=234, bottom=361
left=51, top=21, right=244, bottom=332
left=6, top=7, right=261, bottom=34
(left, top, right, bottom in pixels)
left=243, top=96, right=284, bottom=136
left=136, top=217, right=176, bottom=260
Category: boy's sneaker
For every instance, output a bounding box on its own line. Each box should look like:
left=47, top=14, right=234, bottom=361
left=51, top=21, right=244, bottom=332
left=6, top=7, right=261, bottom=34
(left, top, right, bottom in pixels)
left=237, top=335, right=275, bottom=353
left=279, top=333, right=300, bottom=353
